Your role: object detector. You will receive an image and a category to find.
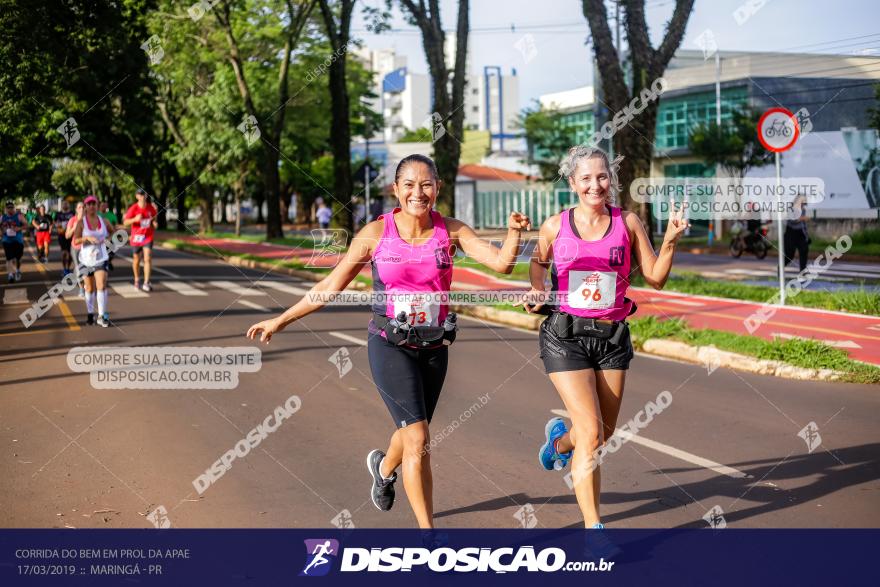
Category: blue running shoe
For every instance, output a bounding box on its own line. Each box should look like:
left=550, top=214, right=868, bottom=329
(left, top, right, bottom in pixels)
left=539, top=417, right=572, bottom=470
left=585, top=523, right=621, bottom=559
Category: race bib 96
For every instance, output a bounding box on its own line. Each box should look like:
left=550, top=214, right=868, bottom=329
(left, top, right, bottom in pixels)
left=568, top=271, right=616, bottom=310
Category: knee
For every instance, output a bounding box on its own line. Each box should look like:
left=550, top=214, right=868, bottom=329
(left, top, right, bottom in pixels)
left=571, top=423, right=602, bottom=454
left=401, top=426, right=430, bottom=461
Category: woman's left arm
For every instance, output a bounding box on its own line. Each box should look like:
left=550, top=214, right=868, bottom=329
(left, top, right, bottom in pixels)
left=627, top=207, right=688, bottom=289
left=449, top=212, right=531, bottom=274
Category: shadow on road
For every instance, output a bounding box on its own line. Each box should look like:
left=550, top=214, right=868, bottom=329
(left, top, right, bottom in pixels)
left=435, top=443, right=880, bottom=528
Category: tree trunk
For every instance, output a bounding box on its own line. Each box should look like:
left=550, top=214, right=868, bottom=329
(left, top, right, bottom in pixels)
left=234, top=182, right=242, bottom=237
left=173, top=169, right=189, bottom=232
left=582, top=0, right=695, bottom=245
left=400, top=0, right=469, bottom=217
left=196, top=183, right=214, bottom=233
left=318, top=0, right=355, bottom=237
left=215, top=0, right=316, bottom=240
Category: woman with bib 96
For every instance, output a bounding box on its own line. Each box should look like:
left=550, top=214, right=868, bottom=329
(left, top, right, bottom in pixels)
left=523, top=146, right=687, bottom=529
left=247, top=154, right=530, bottom=528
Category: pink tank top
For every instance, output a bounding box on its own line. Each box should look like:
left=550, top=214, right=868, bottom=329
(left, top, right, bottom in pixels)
left=551, top=206, right=633, bottom=321
left=370, top=209, right=454, bottom=331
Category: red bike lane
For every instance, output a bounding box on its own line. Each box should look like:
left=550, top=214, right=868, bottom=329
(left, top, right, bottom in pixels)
left=170, top=235, right=880, bottom=366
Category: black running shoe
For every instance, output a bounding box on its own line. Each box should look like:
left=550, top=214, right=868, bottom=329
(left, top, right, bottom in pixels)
left=366, top=449, right=397, bottom=511
left=86, top=313, right=94, bottom=325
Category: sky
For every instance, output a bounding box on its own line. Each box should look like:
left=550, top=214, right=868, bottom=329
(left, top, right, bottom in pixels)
left=350, top=0, right=880, bottom=110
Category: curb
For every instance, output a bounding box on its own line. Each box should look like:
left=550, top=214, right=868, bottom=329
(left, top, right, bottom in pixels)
left=167, top=240, right=844, bottom=382
left=450, top=305, right=844, bottom=382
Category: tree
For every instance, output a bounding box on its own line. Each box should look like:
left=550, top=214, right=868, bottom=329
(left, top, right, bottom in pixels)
left=582, top=0, right=695, bottom=233
left=317, top=0, right=356, bottom=234
left=0, top=0, right=158, bottom=201
left=397, top=128, right=434, bottom=143
left=689, top=107, right=772, bottom=180
left=398, top=0, right=469, bottom=215
left=211, top=0, right=317, bottom=238
left=518, top=101, right=574, bottom=183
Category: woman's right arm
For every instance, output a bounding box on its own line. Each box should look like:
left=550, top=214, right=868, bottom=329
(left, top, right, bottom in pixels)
left=72, top=220, right=86, bottom=247
left=246, top=221, right=381, bottom=343
left=522, top=215, right=559, bottom=313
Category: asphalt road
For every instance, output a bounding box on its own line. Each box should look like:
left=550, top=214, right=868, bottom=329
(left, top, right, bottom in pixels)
left=1, top=245, right=878, bottom=530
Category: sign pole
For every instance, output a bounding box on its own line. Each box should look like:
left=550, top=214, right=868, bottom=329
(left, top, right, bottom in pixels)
left=776, top=151, right=786, bottom=306
left=757, top=107, right=798, bottom=308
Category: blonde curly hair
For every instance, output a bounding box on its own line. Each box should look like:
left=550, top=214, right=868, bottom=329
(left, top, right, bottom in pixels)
left=558, top=145, right=624, bottom=205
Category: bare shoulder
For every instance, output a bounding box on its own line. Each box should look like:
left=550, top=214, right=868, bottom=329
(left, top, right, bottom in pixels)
left=541, top=213, right=562, bottom=236
left=621, top=209, right=645, bottom=230
left=354, top=218, right=384, bottom=242
left=443, top=216, right=468, bottom=235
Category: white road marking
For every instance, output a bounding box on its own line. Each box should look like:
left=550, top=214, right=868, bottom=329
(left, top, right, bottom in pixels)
left=208, top=280, right=267, bottom=296
left=867, top=324, right=880, bottom=332
left=237, top=300, right=270, bottom=312
left=329, top=331, right=368, bottom=346
left=723, top=268, right=856, bottom=282
left=648, top=297, right=704, bottom=307
left=630, top=286, right=880, bottom=320
left=260, top=281, right=311, bottom=296
left=771, top=332, right=862, bottom=349
left=110, top=283, right=149, bottom=298
left=114, top=254, right=181, bottom=278
left=3, top=288, right=28, bottom=304
left=162, top=281, right=208, bottom=296
left=550, top=409, right=749, bottom=479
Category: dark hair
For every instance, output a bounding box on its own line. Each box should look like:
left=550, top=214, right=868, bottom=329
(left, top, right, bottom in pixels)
left=394, top=154, right=439, bottom=184
left=136, top=188, right=147, bottom=196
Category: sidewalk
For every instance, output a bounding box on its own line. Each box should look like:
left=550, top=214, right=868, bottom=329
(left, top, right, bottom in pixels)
left=168, top=233, right=880, bottom=366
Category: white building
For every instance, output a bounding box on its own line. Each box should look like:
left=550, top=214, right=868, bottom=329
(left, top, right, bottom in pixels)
left=355, top=47, right=520, bottom=147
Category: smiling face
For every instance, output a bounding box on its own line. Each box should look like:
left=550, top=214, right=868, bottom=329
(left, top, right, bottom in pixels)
left=568, top=156, right=611, bottom=208
left=393, top=161, right=440, bottom=217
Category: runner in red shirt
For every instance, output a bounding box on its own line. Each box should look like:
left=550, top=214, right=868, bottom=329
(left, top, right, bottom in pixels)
left=123, top=188, right=158, bottom=291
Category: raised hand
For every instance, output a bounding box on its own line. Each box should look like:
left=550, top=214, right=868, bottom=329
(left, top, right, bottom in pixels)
left=508, top=211, right=532, bottom=232
left=663, top=205, right=689, bottom=245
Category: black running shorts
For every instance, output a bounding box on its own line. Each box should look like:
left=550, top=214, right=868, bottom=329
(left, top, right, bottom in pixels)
left=367, top=331, right=449, bottom=429
left=538, top=318, right=634, bottom=373
left=131, top=240, right=153, bottom=256
left=3, top=241, right=23, bottom=261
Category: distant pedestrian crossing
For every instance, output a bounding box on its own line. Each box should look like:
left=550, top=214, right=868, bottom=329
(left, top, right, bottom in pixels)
left=2, top=278, right=315, bottom=305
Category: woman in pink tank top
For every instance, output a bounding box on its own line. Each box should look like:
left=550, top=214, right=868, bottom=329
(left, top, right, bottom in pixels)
left=247, top=154, right=531, bottom=528
left=524, top=146, right=688, bottom=530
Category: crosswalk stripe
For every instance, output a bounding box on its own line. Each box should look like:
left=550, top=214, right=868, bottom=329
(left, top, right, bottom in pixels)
left=3, top=288, right=28, bottom=305
left=237, top=300, right=270, bottom=312
left=110, top=283, right=149, bottom=298
left=162, top=281, right=208, bottom=296
left=259, top=281, right=311, bottom=296
left=329, top=331, right=368, bottom=346
left=208, top=280, right=267, bottom=296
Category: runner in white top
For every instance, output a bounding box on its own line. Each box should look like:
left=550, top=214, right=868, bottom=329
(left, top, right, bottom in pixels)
left=73, top=195, right=111, bottom=327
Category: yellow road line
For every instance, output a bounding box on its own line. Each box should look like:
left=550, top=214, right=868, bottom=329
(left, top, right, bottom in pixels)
left=56, top=301, right=80, bottom=331
left=25, top=241, right=80, bottom=332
